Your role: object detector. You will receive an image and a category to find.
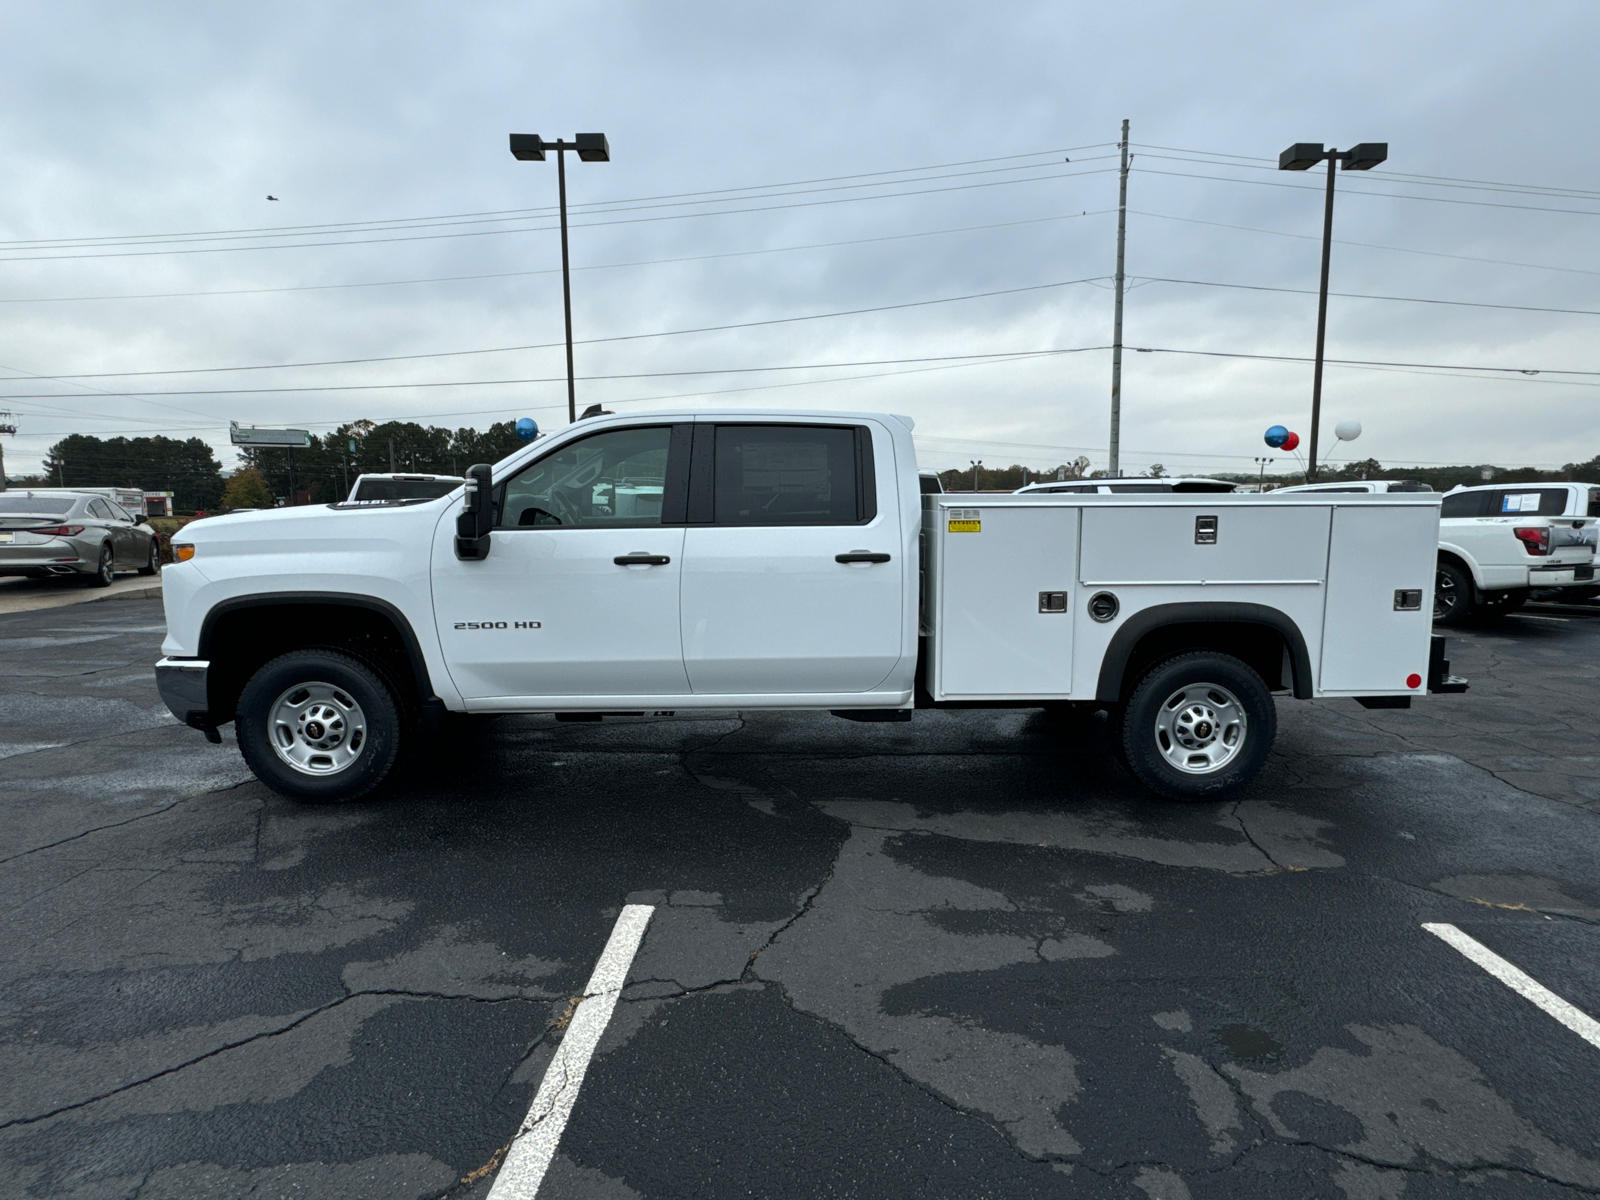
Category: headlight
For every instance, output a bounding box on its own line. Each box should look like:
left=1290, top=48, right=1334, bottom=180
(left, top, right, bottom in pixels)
left=174, top=544, right=195, bottom=562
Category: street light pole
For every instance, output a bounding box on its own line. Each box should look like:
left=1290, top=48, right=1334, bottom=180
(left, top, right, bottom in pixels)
left=970, top=459, right=982, bottom=490
left=1279, top=141, right=1387, bottom=482
left=510, top=133, right=611, bottom=425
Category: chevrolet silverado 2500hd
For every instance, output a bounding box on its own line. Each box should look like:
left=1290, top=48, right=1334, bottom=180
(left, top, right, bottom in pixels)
left=156, top=410, right=1465, bottom=803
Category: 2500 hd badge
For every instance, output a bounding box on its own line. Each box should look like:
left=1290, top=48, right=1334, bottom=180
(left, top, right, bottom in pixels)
left=454, top=620, right=541, bottom=629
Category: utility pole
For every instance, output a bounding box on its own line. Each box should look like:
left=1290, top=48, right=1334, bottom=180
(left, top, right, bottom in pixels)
left=1108, top=118, right=1130, bottom=479
left=970, top=459, right=983, bottom=490
left=389, top=437, right=396, bottom=472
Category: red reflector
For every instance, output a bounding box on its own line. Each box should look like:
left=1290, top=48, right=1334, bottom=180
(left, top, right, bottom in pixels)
left=1406, top=673, right=1422, bottom=689
left=27, top=524, right=86, bottom=537
left=1512, top=526, right=1550, bottom=556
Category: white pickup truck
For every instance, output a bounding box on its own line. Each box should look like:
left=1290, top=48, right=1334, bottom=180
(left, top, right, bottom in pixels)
left=156, top=409, right=1465, bottom=804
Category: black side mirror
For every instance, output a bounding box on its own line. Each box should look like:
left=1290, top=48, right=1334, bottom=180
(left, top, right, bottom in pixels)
left=134, top=514, right=148, bottom=525
left=454, top=463, right=495, bottom=560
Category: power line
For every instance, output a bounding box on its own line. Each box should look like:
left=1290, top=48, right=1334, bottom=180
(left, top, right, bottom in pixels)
left=0, top=156, right=1115, bottom=255
left=0, top=143, right=1116, bottom=250
left=1127, top=344, right=1600, bottom=378
left=1133, top=164, right=1600, bottom=219
left=1136, top=275, right=1600, bottom=318
left=0, top=165, right=1118, bottom=263
left=1129, top=209, right=1600, bottom=277
left=1129, top=142, right=1600, bottom=201
left=0, top=347, right=1111, bottom=401
left=15, top=276, right=1113, bottom=380
left=0, top=210, right=1116, bottom=306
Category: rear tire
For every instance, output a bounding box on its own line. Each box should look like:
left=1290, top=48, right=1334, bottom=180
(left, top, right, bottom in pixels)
left=84, top=544, right=114, bottom=588
left=1117, top=652, right=1274, bottom=801
left=236, top=650, right=401, bottom=803
left=1432, top=560, right=1473, bottom=626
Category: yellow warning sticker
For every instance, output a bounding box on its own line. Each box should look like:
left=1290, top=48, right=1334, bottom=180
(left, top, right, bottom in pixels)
left=947, top=508, right=981, bottom=533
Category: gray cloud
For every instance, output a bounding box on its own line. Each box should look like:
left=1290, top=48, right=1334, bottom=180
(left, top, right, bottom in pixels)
left=1, top=0, right=1596, bottom=476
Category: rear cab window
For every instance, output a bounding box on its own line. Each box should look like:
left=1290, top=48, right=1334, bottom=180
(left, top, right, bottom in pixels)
left=1492, top=488, right=1571, bottom=517
left=1440, top=491, right=1489, bottom=518
left=705, top=424, right=876, bottom=526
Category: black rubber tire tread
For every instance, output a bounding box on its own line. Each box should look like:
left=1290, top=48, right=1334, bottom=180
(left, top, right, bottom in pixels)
left=236, top=649, right=401, bottom=804
left=137, top=538, right=159, bottom=576
left=84, top=544, right=114, bottom=588
left=1117, top=651, right=1275, bottom=802
left=1433, top=560, right=1473, bottom=626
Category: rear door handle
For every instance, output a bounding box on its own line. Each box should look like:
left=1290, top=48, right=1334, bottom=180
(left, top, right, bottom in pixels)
left=836, top=552, right=891, bottom=564
left=615, top=553, right=671, bottom=566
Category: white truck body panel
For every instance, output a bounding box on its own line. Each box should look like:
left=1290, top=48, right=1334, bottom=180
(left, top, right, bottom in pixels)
left=925, top=493, right=1440, bottom=702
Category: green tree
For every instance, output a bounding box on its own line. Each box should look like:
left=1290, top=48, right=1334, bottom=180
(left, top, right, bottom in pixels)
left=41, top=434, right=223, bottom=511
left=222, top=469, right=273, bottom=510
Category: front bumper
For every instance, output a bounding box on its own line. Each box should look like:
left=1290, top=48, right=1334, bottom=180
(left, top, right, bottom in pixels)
left=155, top=658, right=220, bottom=742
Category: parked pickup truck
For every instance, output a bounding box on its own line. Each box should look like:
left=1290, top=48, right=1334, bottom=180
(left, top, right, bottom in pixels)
left=1432, top=482, right=1598, bottom=623
left=157, top=409, right=1465, bottom=804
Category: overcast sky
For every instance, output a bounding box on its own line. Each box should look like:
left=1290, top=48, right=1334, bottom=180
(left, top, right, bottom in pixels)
left=1, top=0, right=1597, bottom=480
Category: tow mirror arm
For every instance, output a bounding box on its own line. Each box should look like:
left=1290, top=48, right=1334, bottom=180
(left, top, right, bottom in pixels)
left=454, top=463, right=494, bottom=560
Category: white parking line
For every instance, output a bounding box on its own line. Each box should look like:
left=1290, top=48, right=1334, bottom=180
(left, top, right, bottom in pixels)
left=488, top=904, right=656, bottom=1199
left=1423, top=922, right=1600, bottom=1051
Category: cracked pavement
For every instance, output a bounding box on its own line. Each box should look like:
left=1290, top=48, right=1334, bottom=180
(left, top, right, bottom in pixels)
left=2, top=599, right=1599, bottom=1198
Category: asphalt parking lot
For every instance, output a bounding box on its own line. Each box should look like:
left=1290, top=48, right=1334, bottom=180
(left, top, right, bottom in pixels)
left=3, top=597, right=1599, bottom=1199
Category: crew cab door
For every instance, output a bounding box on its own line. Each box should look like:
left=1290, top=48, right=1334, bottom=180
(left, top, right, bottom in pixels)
left=678, top=420, right=904, bottom=695
left=432, top=423, right=691, bottom=701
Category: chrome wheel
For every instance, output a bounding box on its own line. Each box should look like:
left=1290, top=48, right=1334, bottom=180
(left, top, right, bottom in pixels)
left=267, top=681, right=368, bottom=776
left=1153, top=682, right=1247, bottom=774
left=1434, top=568, right=1458, bottom=620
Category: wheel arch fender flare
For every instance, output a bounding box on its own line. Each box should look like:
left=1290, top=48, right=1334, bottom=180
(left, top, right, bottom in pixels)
left=1436, top=543, right=1481, bottom=589
left=199, top=592, right=437, bottom=707
left=1095, top=601, right=1314, bottom=703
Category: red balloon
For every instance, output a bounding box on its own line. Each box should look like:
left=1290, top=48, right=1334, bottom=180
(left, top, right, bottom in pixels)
left=1282, top=431, right=1300, bottom=451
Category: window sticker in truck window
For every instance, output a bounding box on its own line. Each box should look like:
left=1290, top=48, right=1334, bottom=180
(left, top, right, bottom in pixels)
left=948, top=508, right=981, bottom=533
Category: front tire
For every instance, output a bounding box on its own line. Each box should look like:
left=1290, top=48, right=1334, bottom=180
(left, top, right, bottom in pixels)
left=137, top=538, right=159, bottom=576
left=1433, top=561, right=1473, bottom=625
left=1117, top=652, right=1275, bottom=801
left=236, top=650, right=401, bottom=803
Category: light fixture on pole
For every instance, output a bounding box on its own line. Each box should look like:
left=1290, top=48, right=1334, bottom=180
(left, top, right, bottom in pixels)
left=510, top=132, right=610, bottom=424
left=1253, top=455, right=1275, bottom=492
left=1278, top=140, right=1387, bottom=482
left=970, top=459, right=983, bottom=491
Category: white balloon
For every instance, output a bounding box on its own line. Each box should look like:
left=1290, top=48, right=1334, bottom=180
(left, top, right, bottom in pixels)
left=1334, top=419, right=1362, bottom=442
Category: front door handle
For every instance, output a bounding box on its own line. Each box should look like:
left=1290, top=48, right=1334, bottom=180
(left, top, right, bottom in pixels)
left=615, top=553, right=671, bottom=566
left=836, top=551, right=891, bottom=564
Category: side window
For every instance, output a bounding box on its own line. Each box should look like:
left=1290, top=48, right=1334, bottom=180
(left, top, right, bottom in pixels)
left=711, top=424, right=873, bottom=525
left=496, top=426, right=672, bottom=529
left=109, top=502, right=134, bottom=521
left=1440, top=491, right=1487, bottom=518
left=86, top=498, right=112, bottom=520
left=1107, top=483, right=1168, bottom=494
left=1588, top=488, right=1600, bottom=518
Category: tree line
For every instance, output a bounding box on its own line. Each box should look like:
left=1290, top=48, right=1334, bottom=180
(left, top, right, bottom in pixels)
left=7, top=420, right=528, bottom=512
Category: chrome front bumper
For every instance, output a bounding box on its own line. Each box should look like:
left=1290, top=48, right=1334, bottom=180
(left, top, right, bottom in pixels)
left=155, top=658, right=217, bottom=739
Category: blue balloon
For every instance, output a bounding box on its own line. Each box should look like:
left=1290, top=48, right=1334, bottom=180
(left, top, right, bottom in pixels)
left=1264, top=424, right=1289, bottom=448
left=515, top=417, right=539, bottom=442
